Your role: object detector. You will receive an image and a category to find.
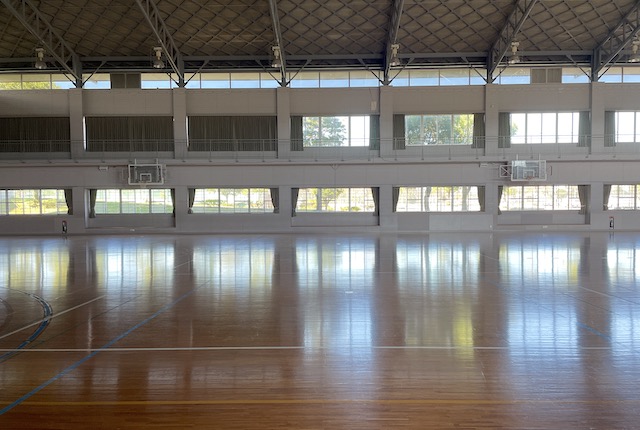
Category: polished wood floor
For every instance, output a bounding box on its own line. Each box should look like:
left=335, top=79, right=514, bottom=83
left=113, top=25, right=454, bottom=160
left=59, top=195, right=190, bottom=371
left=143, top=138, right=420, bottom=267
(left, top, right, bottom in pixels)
left=1, top=232, right=639, bottom=428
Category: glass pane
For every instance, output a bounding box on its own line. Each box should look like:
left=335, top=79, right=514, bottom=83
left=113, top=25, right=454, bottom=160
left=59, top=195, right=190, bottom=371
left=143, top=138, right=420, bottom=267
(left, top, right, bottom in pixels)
left=498, top=68, right=530, bottom=84
left=511, top=113, right=526, bottom=144
left=319, top=116, right=348, bottom=146
left=541, top=113, right=557, bottom=143
left=141, top=73, right=171, bottom=89
left=303, top=117, right=321, bottom=147
left=289, top=72, right=319, bottom=88
left=22, top=74, right=51, bottom=90
left=200, top=73, right=230, bottom=88
left=391, top=71, right=409, bottom=87
left=349, top=116, right=370, bottom=146
left=260, top=73, right=280, bottom=88
left=51, top=74, right=76, bottom=89
left=623, top=67, right=640, bottom=83
left=437, top=115, right=453, bottom=144
left=439, top=69, right=469, bottom=86
left=527, top=113, right=542, bottom=144
left=601, top=67, right=623, bottom=83
left=557, top=112, right=576, bottom=143
left=83, top=74, right=111, bottom=89
left=0, top=74, right=22, bottom=89
left=349, top=71, right=379, bottom=87
left=405, top=115, right=423, bottom=145
left=230, top=73, right=260, bottom=88
left=320, top=71, right=349, bottom=88
left=616, top=112, right=635, bottom=143
left=409, top=70, right=439, bottom=86
left=453, top=114, right=473, bottom=144
left=562, top=68, right=590, bottom=83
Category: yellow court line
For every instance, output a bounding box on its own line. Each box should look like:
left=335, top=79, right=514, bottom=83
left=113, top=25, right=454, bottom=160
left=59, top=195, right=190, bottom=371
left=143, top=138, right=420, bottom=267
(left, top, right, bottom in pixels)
left=3, top=399, right=638, bottom=407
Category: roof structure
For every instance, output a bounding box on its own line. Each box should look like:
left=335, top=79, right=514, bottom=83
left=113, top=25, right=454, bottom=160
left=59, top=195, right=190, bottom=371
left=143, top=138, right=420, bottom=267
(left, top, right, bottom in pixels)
left=1, top=0, right=640, bottom=84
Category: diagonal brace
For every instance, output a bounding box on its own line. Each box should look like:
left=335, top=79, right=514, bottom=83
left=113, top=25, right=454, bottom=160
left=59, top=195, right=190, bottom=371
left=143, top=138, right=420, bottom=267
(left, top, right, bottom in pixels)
left=268, top=0, right=287, bottom=86
left=383, top=0, right=405, bottom=84
left=135, top=0, right=184, bottom=86
left=487, top=0, right=538, bottom=82
left=0, top=0, right=82, bottom=85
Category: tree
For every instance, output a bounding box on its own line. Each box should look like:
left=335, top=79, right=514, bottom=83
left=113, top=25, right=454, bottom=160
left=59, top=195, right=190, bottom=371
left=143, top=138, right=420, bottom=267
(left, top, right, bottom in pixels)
left=303, top=116, right=347, bottom=146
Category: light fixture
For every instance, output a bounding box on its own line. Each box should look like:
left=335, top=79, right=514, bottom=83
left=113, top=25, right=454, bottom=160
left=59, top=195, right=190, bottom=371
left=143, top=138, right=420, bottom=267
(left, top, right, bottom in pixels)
left=508, top=41, right=520, bottom=64
left=390, top=44, right=401, bottom=67
left=271, top=45, right=282, bottom=68
left=629, top=39, right=640, bottom=63
left=152, top=47, right=165, bottom=69
left=34, top=48, right=47, bottom=70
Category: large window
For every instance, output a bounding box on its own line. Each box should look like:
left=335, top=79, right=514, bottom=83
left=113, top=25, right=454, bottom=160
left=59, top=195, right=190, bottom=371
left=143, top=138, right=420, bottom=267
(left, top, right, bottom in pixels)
left=0, top=189, right=68, bottom=215
left=94, top=189, right=173, bottom=214
left=303, top=116, right=370, bottom=147
left=510, top=112, right=580, bottom=144
left=607, top=185, right=640, bottom=210
left=296, top=188, right=375, bottom=212
left=615, top=112, right=640, bottom=143
left=191, top=188, right=274, bottom=213
left=405, top=114, right=474, bottom=145
left=500, top=185, right=581, bottom=211
left=396, top=186, right=481, bottom=212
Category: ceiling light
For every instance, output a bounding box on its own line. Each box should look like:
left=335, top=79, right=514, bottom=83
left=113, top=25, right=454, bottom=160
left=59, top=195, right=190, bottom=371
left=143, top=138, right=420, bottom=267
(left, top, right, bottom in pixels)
left=152, top=47, right=165, bottom=69
left=271, top=45, right=282, bottom=68
left=390, top=44, right=401, bottom=67
left=629, top=39, right=640, bottom=63
left=34, top=48, right=47, bottom=70
left=508, top=41, right=520, bottom=65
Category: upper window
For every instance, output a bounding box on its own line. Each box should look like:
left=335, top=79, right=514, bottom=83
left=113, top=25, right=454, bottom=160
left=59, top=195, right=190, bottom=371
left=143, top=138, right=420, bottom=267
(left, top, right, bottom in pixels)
left=607, top=185, right=640, bottom=210
left=615, top=112, right=640, bottom=143
left=510, top=112, right=580, bottom=144
left=303, top=116, right=370, bottom=147
left=405, top=114, right=474, bottom=145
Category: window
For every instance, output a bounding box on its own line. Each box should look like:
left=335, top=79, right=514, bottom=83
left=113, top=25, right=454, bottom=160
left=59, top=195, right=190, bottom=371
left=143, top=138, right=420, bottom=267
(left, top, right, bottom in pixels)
left=94, top=189, right=173, bottom=214
left=510, top=112, right=580, bottom=144
left=405, top=114, right=474, bottom=145
left=296, top=188, right=375, bottom=212
left=608, top=185, right=640, bottom=210
left=615, top=112, right=640, bottom=143
left=302, top=116, right=370, bottom=147
left=500, top=185, right=581, bottom=211
left=0, top=189, right=68, bottom=215
left=191, top=188, right=274, bottom=213
left=396, top=186, right=481, bottom=212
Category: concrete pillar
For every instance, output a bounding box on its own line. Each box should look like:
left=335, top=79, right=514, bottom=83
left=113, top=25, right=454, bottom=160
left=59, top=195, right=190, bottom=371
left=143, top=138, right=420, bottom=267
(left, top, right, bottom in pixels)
left=276, top=86, right=291, bottom=160
left=379, top=86, right=394, bottom=158
left=68, top=89, right=84, bottom=159
left=173, top=88, right=188, bottom=159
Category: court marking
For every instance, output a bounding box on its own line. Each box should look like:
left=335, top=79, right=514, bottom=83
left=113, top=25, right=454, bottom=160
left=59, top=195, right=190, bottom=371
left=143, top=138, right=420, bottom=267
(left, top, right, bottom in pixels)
left=0, top=285, right=199, bottom=416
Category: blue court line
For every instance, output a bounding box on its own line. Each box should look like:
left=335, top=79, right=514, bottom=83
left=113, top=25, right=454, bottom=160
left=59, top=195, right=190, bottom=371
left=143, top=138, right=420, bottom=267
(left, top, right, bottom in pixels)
left=577, top=321, right=612, bottom=342
left=0, top=286, right=198, bottom=416
left=0, top=293, right=53, bottom=363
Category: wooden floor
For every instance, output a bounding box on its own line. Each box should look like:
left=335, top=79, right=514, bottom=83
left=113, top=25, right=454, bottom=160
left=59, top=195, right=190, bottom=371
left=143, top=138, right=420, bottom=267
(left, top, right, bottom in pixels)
left=1, top=232, right=639, bottom=428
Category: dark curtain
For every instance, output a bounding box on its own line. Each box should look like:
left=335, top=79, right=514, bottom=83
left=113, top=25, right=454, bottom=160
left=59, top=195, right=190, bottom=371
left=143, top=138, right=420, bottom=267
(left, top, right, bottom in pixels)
left=604, top=111, right=616, bottom=147
left=290, top=116, right=303, bottom=151
left=291, top=188, right=299, bottom=216
left=170, top=189, right=176, bottom=215
left=371, top=187, right=380, bottom=216
left=393, top=114, right=405, bottom=150
left=270, top=188, right=280, bottom=213
left=392, top=187, right=400, bottom=212
left=64, top=189, right=73, bottom=215
left=88, top=189, right=97, bottom=218
left=85, top=116, right=173, bottom=152
left=603, top=184, right=611, bottom=210
left=187, top=188, right=196, bottom=214
left=187, top=116, right=277, bottom=151
left=471, top=113, right=485, bottom=149
left=498, top=113, right=511, bottom=148
left=369, top=115, right=380, bottom=150
left=577, top=185, right=589, bottom=215
left=477, top=186, right=485, bottom=212
left=497, top=186, right=503, bottom=215
left=578, top=111, right=591, bottom=148
left=0, top=117, right=70, bottom=152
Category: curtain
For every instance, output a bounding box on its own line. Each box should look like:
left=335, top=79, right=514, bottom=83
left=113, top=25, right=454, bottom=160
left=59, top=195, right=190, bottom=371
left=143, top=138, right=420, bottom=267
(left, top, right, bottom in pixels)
left=497, top=186, right=503, bottom=215
left=270, top=188, right=280, bottom=213
left=371, top=187, right=380, bottom=215
left=88, top=189, right=97, bottom=218
left=393, top=114, right=405, bottom=150
left=0, top=117, right=70, bottom=152
left=291, top=188, right=299, bottom=216
left=187, top=116, right=277, bottom=151
left=85, top=116, right=173, bottom=152
left=477, top=186, right=485, bottom=212
left=64, top=189, right=73, bottom=215
left=577, top=111, right=591, bottom=148
left=498, top=113, right=511, bottom=148
left=603, top=184, right=611, bottom=211
left=577, top=185, right=589, bottom=215
left=604, top=111, right=616, bottom=147
left=471, top=113, right=485, bottom=149
left=187, top=188, right=196, bottom=214
left=392, top=187, right=400, bottom=212
left=290, top=116, right=303, bottom=151
left=369, top=115, right=380, bottom=150
left=170, top=189, right=176, bottom=215
left=423, top=186, right=431, bottom=211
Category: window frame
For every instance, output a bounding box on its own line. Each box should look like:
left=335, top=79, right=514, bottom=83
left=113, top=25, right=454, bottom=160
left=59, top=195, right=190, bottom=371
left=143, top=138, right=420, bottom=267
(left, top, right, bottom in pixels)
left=395, top=186, right=481, bottom=212
left=94, top=189, right=173, bottom=215
left=404, top=114, right=474, bottom=146
left=500, top=185, right=581, bottom=211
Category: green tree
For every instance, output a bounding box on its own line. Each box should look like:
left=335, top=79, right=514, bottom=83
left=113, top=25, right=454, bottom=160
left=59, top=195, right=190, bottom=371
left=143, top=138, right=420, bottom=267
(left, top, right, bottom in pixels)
left=303, top=116, right=347, bottom=146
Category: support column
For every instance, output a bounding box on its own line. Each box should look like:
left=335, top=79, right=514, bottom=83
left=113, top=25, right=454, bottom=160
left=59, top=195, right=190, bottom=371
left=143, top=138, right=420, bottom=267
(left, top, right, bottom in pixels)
left=380, top=85, right=394, bottom=158
left=590, top=82, right=605, bottom=154
left=173, top=88, right=188, bottom=160
left=68, top=89, right=84, bottom=159
left=484, top=83, right=499, bottom=157
left=378, top=184, right=397, bottom=231
left=276, top=86, right=291, bottom=160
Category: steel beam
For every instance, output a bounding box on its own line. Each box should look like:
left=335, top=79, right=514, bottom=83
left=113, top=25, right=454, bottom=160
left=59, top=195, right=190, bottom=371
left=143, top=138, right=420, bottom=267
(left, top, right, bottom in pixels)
left=487, top=0, right=538, bottom=82
left=268, top=0, right=287, bottom=86
left=591, top=0, right=640, bottom=81
left=0, top=0, right=81, bottom=86
left=134, top=0, right=185, bottom=86
left=383, top=0, right=405, bottom=84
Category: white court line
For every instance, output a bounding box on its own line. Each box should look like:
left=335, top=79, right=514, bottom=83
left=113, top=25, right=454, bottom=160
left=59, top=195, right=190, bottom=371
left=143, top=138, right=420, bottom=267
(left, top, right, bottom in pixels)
left=0, top=295, right=106, bottom=341
left=0, top=345, right=614, bottom=353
